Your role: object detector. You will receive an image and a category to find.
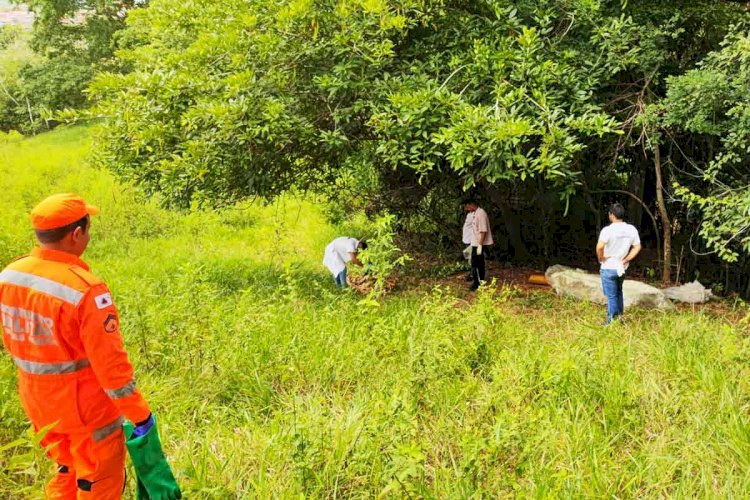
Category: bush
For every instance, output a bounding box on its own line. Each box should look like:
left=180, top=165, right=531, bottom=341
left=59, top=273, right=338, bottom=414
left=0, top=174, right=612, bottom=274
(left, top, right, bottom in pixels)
left=0, top=27, right=34, bottom=132
left=359, top=212, right=411, bottom=300
left=0, top=26, right=23, bottom=50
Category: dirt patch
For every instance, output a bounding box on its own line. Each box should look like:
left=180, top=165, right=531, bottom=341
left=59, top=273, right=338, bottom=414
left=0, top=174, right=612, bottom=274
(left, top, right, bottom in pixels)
left=437, top=261, right=552, bottom=291
left=388, top=256, right=555, bottom=300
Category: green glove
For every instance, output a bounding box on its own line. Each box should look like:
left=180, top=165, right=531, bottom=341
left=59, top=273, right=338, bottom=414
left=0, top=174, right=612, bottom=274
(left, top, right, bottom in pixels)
left=135, top=475, right=150, bottom=500
left=123, top=416, right=182, bottom=500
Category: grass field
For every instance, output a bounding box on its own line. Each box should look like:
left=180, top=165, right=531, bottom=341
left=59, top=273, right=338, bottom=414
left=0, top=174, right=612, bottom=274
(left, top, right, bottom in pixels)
left=1, top=127, right=750, bottom=498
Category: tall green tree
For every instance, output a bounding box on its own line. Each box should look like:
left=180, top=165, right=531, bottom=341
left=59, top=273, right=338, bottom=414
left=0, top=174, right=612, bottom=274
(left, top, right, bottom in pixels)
left=90, top=0, right=638, bottom=208
left=2, top=0, right=139, bottom=131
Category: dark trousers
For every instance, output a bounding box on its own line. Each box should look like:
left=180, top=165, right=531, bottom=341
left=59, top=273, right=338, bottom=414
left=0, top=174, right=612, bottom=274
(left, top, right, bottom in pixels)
left=470, top=246, right=486, bottom=290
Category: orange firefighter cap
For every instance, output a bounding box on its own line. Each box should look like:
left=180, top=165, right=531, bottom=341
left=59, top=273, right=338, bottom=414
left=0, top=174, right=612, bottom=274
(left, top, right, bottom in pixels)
left=30, top=193, right=100, bottom=231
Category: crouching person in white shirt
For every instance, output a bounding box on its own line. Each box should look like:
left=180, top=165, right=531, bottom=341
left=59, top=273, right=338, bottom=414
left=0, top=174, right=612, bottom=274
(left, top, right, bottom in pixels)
left=596, top=203, right=642, bottom=325
left=323, top=237, right=367, bottom=288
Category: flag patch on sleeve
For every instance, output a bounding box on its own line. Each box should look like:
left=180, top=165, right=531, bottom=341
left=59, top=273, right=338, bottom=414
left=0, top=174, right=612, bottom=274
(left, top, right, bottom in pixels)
left=95, top=293, right=113, bottom=309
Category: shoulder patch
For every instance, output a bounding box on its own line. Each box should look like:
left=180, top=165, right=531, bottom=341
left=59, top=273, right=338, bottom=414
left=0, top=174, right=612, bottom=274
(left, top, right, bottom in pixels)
left=95, top=292, right=113, bottom=309
left=69, top=266, right=103, bottom=287
left=103, top=313, right=118, bottom=333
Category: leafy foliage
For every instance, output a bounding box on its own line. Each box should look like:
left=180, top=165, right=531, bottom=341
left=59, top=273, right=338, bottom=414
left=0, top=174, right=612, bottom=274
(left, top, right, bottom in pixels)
left=659, top=25, right=750, bottom=262
left=90, top=0, right=645, bottom=208
left=358, top=212, right=411, bottom=301
left=0, top=25, right=22, bottom=50
left=88, top=0, right=750, bottom=291
left=0, top=1, right=138, bottom=132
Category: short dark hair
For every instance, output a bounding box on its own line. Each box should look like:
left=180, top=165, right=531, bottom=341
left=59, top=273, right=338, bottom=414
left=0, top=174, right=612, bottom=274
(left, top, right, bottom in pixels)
left=462, top=198, right=478, bottom=206
left=358, top=240, right=368, bottom=251
left=609, top=203, right=625, bottom=220
left=35, top=216, right=89, bottom=244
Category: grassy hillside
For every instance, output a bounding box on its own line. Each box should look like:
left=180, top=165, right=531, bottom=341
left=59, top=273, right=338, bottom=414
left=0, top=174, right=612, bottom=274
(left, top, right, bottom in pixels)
left=1, top=127, right=750, bottom=498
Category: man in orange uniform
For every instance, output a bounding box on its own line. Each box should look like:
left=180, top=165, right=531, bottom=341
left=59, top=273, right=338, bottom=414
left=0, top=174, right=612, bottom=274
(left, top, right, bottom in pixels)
left=0, top=193, right=157, bottom=498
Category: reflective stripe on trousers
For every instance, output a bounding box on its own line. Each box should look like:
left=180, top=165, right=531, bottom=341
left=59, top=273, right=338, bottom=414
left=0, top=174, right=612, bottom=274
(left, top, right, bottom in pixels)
left=93, top=416, right=124, bottom=442
left=13, top=356, right=90, bottom=375
left=104, top=380, right=137, bottom=399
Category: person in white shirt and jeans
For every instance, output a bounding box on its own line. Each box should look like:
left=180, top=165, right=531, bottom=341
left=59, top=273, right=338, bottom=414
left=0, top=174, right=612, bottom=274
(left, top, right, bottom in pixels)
left=596, top=203, right=642, bottom=325
left=323, top=237, right=367, bottom=288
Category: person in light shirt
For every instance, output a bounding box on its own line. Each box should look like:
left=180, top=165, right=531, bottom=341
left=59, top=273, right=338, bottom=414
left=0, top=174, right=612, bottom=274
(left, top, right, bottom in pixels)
left=323, top=237, right=367, bottom=288
left=461, top=205, right=476, bottom=280
left=596, top=203, right=642, bottom=325
left=463, top=199, right=494, bottom=291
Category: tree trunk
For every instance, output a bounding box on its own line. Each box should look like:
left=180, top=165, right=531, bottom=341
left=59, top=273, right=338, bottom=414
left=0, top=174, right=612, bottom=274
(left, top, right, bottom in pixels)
left=486, top=186, right=531, bottom=259
left=626, top=163, right=645, bottom=230
left=654, top=146, right=671, bottom=284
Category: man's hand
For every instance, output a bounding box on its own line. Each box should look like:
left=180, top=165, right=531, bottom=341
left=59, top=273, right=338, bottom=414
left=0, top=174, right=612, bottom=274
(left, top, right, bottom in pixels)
left=476, top=245, right=482, bottom=255
left=133, top=414, right=155, bottom=438
left=349, top=252, right=363, bottom=267
left=596, top=241, right=606, bottom=263
left=616, top=262, right=625, bottom=277
left=623, top=244, right=642, bottom=265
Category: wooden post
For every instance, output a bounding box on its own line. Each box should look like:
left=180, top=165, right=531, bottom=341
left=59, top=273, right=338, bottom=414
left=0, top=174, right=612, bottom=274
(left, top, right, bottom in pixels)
left=654, top=145, right=671, bottom=284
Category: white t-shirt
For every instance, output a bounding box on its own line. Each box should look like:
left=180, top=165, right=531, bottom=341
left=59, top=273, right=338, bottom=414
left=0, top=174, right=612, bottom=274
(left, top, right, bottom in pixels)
left=462, top=212, right=475, bottom=245
left=598, top=222, right=640, bottom=270
left=323, top=237, right=359, bottom=276
left=471, top=207, right=494, bottom=247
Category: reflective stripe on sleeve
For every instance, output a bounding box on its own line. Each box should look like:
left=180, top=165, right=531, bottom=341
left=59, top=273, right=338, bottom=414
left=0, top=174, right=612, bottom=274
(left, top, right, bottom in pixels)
left=13, top=357, right=90, bottom=375
left=105, top=380, right=137, bottom=399
left=0, top=270, right=84, bottom=305
left=93, top=416, right=124, bottom=442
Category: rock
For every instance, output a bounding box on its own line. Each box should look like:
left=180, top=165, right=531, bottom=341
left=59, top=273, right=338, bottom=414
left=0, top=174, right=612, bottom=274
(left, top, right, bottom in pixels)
left=545, top=265, right=675, bottom=310
left=662, top=281, right=714, bottom=304
left=544, top=264, right=572, bottom=282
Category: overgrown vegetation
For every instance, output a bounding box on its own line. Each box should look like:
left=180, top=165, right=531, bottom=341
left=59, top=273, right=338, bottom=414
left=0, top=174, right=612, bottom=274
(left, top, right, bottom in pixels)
left=2, top=126, right=750, bottom=498
left=0, top=26, right=36, bottom=132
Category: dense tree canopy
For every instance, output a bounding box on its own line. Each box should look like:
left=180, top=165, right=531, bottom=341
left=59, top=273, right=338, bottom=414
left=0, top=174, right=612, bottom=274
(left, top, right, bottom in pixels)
left=87, top=0, right=750, bottom=291
left=90, top=0, right=641, bottom=206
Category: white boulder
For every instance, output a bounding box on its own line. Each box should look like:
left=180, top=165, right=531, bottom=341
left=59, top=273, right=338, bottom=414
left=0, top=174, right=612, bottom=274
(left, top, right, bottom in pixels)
left=662, top=281, right=714, bottom=304
left=545, top=265, right=675, bottom=310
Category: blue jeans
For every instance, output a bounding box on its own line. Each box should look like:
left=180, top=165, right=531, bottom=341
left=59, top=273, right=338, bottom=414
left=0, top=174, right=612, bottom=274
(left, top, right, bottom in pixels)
left=601, top=269, right=624, bottom=324
left=333, top=268, right=347, bottom=288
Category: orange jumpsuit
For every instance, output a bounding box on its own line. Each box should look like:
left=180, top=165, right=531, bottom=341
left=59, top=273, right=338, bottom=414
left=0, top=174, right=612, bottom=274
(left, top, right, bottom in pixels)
left=0, top=248, right=151, bottom=499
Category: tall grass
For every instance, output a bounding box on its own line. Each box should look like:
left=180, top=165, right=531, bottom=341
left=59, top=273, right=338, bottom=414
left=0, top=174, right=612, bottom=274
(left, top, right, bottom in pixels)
left=1, top=127, right=750, bottom=498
